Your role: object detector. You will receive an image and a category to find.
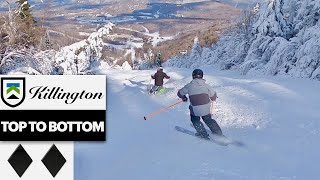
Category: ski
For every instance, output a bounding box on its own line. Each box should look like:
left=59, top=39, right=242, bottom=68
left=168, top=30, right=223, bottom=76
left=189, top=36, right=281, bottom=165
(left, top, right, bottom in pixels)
left=156, top=87, right=167, bottom=95
left=189, top=123, right=245, bottom=147
left=148, top=87, right=168, bottom=95
left=175, top=126, right=229, bottom=146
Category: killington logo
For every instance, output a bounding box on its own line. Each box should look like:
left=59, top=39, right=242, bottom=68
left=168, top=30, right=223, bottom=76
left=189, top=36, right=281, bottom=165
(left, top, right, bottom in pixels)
left=1, top=77, right=26, bottom=108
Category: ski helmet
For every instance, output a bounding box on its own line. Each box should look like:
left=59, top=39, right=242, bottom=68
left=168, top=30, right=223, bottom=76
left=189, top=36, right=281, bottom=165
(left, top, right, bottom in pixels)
left=192, top=69, right=203, bottom=79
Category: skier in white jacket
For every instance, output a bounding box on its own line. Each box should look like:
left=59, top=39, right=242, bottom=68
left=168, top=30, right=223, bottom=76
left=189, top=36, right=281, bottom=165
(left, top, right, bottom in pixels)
left=177, top=69, right=222, bottom=139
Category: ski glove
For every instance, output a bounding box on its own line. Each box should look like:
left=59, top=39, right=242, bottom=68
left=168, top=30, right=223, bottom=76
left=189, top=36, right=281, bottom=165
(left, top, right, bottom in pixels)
left=181, top=96, right=188, bottom=102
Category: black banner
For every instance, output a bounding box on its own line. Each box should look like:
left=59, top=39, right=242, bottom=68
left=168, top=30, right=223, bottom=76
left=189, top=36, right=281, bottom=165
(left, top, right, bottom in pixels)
left=0, top=110, right=106, bottom=141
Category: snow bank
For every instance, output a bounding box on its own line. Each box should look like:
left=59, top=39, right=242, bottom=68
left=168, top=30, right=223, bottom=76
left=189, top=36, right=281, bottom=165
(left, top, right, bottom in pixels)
left=0, top=23, right=115, bottom=75
left=0, top=50, right=55, bottom=75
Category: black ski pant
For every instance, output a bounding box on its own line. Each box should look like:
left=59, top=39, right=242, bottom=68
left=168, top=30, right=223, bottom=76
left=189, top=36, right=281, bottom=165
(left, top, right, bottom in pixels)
left=191, top=114, right=223, bottom=137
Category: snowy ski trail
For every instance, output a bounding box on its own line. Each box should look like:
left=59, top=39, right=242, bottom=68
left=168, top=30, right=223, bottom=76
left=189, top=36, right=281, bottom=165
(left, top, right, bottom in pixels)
left=75, top=67, right=320, bottom=180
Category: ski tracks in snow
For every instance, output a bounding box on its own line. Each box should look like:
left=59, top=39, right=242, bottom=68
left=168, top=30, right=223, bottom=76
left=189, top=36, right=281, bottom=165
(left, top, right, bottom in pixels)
left=75, top=68, right=320, bottom=180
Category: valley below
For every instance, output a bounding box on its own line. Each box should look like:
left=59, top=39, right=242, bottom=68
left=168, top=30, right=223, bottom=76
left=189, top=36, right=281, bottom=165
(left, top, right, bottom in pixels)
left=0, top=0, right=259, bottom=66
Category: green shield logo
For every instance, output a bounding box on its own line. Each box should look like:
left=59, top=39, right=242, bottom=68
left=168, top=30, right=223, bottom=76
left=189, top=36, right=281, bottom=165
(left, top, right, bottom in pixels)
left=1, top=77, right=26, bottom=108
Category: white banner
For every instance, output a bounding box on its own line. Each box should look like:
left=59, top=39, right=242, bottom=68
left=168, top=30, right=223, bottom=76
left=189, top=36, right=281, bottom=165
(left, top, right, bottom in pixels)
left=0, top=142, right=73, bottom=180
left=0, top=75, right=106, bottom=110
left=0, top=75, right=106, bottom=179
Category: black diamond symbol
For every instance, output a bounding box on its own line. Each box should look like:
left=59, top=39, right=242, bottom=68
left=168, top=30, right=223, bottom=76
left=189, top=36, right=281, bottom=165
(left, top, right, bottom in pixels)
left=8, top=144, right=33, bottom=177
left=42, top=144, right=66, bottom=177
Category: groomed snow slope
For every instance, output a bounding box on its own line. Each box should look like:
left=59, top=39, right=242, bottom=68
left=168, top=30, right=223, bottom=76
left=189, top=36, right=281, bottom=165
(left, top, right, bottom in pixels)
left=75, top=67, right=320, bottom=180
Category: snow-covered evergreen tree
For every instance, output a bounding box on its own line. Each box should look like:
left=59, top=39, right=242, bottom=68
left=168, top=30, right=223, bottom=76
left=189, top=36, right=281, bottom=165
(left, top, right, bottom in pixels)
left=252, top=0, right=292, bottom=39
left=188, top=36, right=202, bottom=68
left=17, top=0, right=33, bottom=20
left=53, top=23, right=114, bottom=74
left=165, top=0, right=320, bottom=80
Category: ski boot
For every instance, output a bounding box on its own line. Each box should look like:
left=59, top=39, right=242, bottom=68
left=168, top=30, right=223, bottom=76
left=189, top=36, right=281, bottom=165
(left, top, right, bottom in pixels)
left=195, top=132, right=210, bottom=140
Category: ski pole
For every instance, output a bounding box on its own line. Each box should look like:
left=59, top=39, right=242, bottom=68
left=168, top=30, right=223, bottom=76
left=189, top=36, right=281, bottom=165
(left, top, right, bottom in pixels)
left=167, top=78, right=179, bottom=92
left=210, top=101, right=215, bottom=117
left=171, top=81, right=179, bottom=92
left=144, top=100, right=183, bottom=120
left=169, top=78, right=176, bottom=84
left=147, top=78, right=152, bottom=91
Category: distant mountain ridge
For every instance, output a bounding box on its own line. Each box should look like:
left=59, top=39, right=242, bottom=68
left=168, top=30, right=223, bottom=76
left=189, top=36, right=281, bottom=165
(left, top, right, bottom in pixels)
left=0, top=0, right=121, bottom=7
left=1, top=0, right=260, bottom=8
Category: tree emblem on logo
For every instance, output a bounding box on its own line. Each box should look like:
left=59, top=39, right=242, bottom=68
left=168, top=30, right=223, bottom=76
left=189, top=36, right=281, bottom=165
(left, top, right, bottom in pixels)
left=1, top=77, right=26, bottom=108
